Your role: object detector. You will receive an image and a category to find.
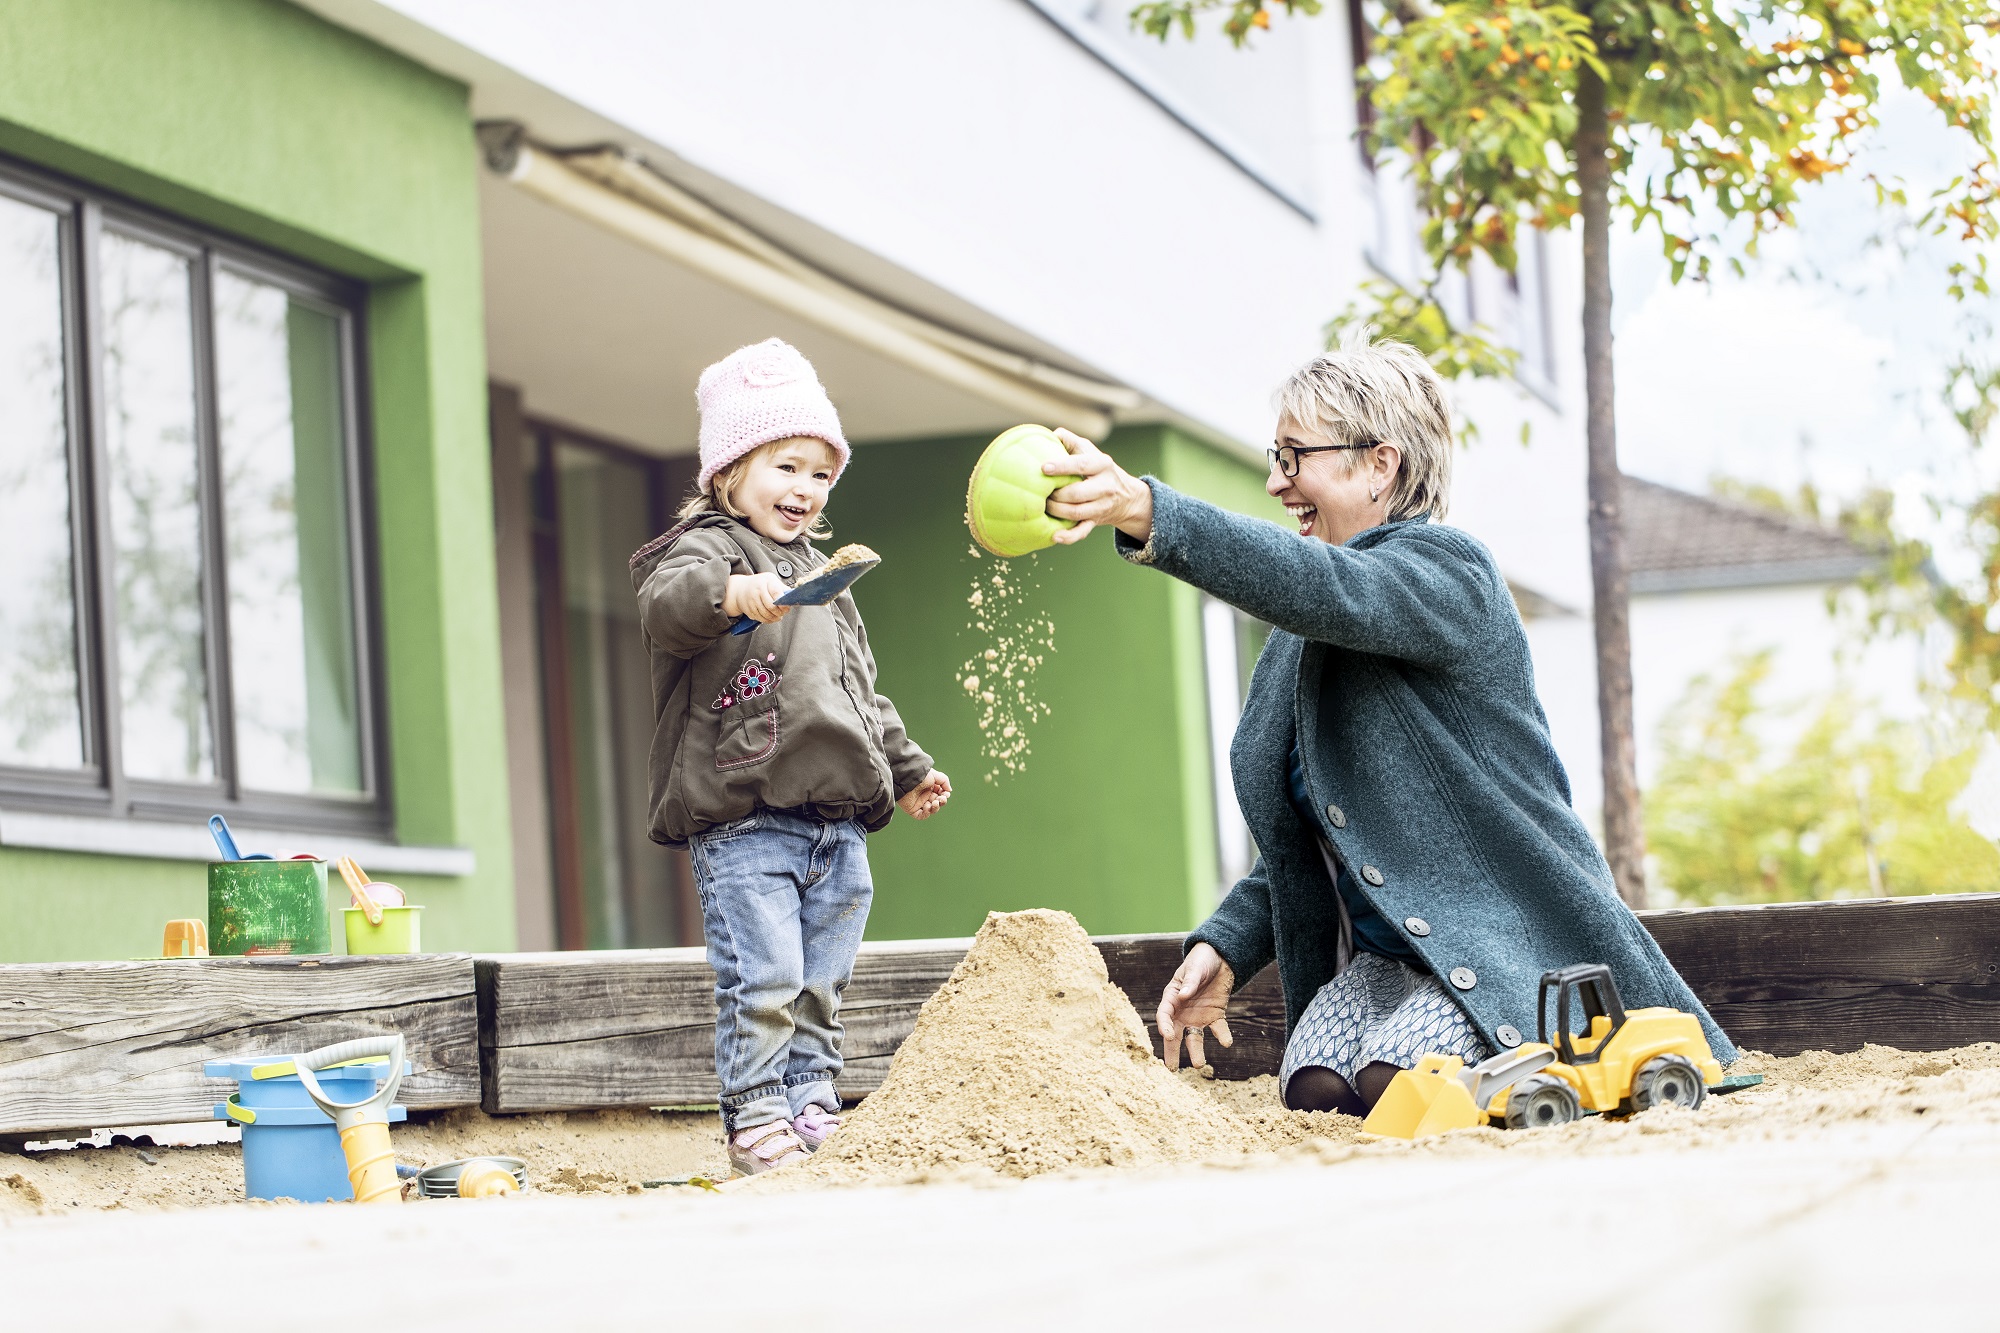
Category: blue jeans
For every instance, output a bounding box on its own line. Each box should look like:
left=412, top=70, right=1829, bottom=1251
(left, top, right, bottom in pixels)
left=688, top=810, right=874, bottom=1134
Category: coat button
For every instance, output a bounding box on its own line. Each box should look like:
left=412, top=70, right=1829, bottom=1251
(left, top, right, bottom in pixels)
left=1325, top=804, right=1347, bottom=829
left=1496, top=1024, right=1522, bottom=1047
left=1404, top=916, right=1430, bottom=937
left=1360, top=864, right=1384, bottom=887
left=776, top=560, right=795, bottom=578
left=1449, top=967, right=1477, bottom=991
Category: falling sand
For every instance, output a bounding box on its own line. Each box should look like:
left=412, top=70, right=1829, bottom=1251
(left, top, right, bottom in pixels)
left=959, top=546, right=1055, bottom=782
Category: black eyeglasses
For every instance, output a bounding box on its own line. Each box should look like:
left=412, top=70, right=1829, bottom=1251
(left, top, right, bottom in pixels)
left=1266, top=441, right=1379, bottom=477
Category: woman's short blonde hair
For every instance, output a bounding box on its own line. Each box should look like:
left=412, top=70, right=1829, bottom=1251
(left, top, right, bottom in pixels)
left=676, top=436, right=834, bottom=540
left=1274, top=327, right=1453, bottom=523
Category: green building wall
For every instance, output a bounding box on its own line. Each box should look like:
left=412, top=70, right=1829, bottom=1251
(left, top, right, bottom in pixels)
left=836, top=425, right=1283, bottom=940
left=0, top=0, right=514, bottom=960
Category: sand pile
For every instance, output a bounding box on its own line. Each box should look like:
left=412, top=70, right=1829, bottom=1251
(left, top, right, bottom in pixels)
left=757, top=910, right=1261, bottom=1187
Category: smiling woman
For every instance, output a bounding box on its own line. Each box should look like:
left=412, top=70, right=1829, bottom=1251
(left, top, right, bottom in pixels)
left=1039, top=331, right=1734, bottom=1117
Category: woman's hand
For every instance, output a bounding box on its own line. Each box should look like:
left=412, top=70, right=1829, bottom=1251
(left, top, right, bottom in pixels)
left=723, top=572, right=792, bottom=623
left=1158, top=942, right=1236, bottom=1072
left=898, top=770, right=952, bottom=820
left=1043, top=428, right=1154, bottom=545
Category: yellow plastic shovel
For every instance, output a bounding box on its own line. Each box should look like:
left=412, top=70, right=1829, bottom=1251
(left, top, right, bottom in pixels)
left=282, top=1035, right=407, bottom=1203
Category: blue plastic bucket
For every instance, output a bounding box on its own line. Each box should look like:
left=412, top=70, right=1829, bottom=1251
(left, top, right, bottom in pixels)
left=205, top=1057, right=408, bottom=1202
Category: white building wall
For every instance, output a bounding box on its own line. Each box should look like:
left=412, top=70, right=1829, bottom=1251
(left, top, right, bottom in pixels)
left=1629, top=583, right=1930, bottom=785
left=315, top=0, right=1606, bottom=814
left=353, top=0, right=1585, bottom=469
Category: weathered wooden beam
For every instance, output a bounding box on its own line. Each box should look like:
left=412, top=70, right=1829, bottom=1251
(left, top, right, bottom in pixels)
left=1101, top=895, right=2000, bottom=1066
left=1643, top=892, right=2000, bottom=1057
left=476, top=941, right=965, bottom=1113
left=476, top=894, right=2000, bottom=1113
left=17, top=894, right=1982, bottom=1132
left=0, top=954, right=480, bottom=1137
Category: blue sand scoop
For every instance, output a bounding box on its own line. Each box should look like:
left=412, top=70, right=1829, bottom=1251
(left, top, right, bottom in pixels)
left=728, top=544, right=880, bottom=635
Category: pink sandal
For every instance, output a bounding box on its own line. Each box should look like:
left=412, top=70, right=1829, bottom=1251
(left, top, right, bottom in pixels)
left=792, top=1104, right=843, bottom=1151
left=727, top=1120, right=811, bottom=1176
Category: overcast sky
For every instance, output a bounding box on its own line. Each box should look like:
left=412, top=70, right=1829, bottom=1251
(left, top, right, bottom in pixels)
left=1611, top=79, right=1998, bottom=553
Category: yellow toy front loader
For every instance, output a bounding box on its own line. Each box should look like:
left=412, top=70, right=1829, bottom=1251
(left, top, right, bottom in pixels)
left=1363, top=964, right=1725, bottom=1139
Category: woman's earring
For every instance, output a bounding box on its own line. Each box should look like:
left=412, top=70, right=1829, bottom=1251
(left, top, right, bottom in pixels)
left=1370, top=487, right=1381, bottom=503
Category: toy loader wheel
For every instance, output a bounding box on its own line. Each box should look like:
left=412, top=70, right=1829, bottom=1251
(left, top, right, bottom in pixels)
left=1503, top=1074, right=1582, bottom=1130
left=1630, top=1054, right=1706, bottom=1113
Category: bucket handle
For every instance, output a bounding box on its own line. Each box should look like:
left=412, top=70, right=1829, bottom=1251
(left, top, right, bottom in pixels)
left=288, top=1035, right=406, bottom=1130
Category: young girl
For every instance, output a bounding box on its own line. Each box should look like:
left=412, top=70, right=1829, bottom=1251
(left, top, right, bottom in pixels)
left=629, top=338, right=950, bottom=1175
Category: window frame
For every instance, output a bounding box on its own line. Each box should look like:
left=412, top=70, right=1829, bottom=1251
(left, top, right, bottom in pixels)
left=0, top=154, right=389, bottom=837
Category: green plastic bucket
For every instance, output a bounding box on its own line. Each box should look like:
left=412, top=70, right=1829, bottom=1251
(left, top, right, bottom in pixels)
left=966, top=424, right=1083, bottom=557
left=209, top=859, right=332, bottom=956
left=344, top=906, right=423, bottom=955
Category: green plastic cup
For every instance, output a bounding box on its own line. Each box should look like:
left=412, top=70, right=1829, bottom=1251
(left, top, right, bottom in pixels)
left=209, top=858, right=332, bottom=956
left=344, top=906, right=423, bottom=955
left=966, top=424, right=1084, bottom=557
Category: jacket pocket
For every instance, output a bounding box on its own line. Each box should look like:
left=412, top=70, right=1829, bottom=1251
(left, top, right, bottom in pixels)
left=716, top=704, right=781, bottom=770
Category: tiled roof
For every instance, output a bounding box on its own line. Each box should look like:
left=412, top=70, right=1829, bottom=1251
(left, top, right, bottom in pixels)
left=1622, top=474, right=1875, bottom=593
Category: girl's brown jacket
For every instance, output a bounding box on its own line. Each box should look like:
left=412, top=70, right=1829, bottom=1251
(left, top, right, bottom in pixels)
left=629, top=514, right=932, bottom=846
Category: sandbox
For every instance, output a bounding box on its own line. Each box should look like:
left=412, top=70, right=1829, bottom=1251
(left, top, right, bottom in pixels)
left=8, top=910, right=2000, bottom=1213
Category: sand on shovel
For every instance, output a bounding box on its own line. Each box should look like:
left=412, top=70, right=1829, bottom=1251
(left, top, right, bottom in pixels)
left=750, top=909, right=1260, bottom=1188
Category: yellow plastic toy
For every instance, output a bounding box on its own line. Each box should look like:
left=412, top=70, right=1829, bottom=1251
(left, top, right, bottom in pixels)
left=277, top=1035, right=408, bottom=1203
left=457, top=1159, right=522, bottom=1198
left=1363, top=964, right=1723, bottom=1139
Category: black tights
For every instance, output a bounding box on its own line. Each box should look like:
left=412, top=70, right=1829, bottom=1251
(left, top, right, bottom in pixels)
left=1283, top=1061, right=1403, bottom=1116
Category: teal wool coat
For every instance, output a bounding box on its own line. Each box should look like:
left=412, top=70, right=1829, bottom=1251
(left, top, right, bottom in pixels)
left=1117, top=481, right=1736, bottom=1063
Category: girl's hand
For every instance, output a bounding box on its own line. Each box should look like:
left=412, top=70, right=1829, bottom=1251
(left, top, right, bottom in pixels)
left=723, top=572, right=792, bottom=623
left=1043, top=428, right=1154, bottom=545
left=1158, top=942, right=1235, bottom=1072
left=898, top=771, right=952, bottom=820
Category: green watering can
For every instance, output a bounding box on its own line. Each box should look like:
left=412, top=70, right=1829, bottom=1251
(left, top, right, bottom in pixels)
left=966, top=424, right=1085, bottom=558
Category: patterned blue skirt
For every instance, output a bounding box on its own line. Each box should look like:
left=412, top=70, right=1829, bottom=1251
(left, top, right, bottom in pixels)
left=1279, top=952, right=1493, bottom=1093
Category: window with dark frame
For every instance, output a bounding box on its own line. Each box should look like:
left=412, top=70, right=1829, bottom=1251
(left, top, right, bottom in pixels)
left=0, top=157, right=384, bottom=834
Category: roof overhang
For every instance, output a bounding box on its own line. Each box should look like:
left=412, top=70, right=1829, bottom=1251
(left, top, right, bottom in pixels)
left=290, top=0, right=1263, bottom=459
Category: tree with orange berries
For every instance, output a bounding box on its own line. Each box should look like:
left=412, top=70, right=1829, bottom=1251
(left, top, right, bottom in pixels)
left=1134, top=0, right=1998, bottom=907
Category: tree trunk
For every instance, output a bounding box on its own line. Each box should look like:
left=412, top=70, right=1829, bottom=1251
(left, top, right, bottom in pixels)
left=1575, top=66, right=1647, bottom=908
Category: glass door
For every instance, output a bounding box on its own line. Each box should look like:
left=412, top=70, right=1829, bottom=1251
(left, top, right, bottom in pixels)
left=527, top=424, right=699, bottom=949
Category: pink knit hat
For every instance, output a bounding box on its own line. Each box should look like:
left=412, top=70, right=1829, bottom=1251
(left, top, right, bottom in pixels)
left=695, top=338, right=850, bottom=491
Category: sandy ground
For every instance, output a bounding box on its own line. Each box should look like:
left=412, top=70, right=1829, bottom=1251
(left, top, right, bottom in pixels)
left=0, top=1107, right=731, bottom=1213
left=8, top=904, right=1995, bottom=1327
left=3, top=1043, right=1997, bottom=1328
left=8, top=1043, right=1999, bottom=1212
left=2, top=1106, right=1992, bottom=1331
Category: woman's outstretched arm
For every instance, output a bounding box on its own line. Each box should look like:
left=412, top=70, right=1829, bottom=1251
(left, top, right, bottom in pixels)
left=1045, top=430, right=1501, bottom=666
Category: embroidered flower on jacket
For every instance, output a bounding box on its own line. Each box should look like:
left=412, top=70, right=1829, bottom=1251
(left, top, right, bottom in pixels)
left=734, top=659, right=779, bottom=699
left=712, top=658, right=780, bottom=710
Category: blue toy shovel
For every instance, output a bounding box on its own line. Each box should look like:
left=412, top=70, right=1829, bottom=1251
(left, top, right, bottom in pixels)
left=728, top=545, right=880, bottom=635
left=208, top=814, right=272, bottom=861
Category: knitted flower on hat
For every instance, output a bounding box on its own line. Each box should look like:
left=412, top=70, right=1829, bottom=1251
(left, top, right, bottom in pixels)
left=695, top=338, right=850, bottom=491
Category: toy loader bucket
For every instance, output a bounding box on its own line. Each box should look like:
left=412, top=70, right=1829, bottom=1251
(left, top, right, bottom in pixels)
left=1361, top=1053, right=1486, bottom=1139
